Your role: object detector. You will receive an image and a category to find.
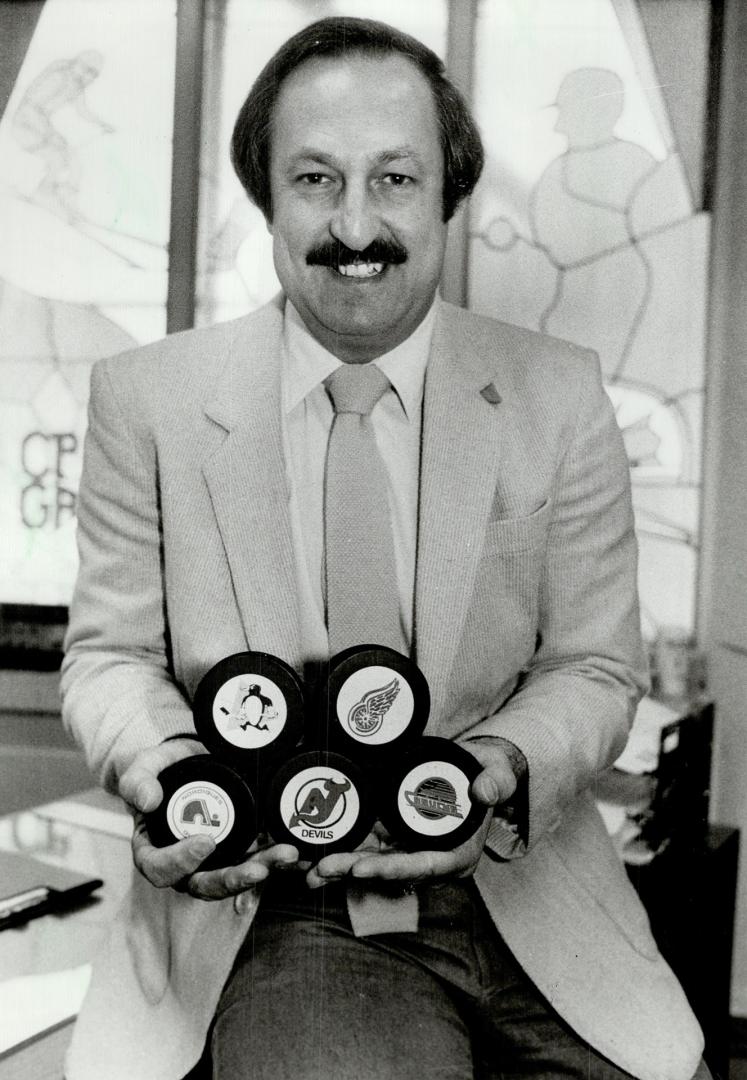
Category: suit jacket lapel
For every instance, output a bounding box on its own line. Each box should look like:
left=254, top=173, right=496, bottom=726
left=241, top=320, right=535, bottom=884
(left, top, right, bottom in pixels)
left=201, top=300, right=303, bottom=669
left=415, top=305, right=507, bottom=726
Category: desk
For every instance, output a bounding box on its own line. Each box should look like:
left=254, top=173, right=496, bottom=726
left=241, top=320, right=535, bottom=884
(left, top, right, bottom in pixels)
left=0, top=791, right=132, bottom=1079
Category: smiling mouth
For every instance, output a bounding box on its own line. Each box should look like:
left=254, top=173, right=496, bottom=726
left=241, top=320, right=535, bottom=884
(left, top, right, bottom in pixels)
left=334, top=261, right=385, bottom=278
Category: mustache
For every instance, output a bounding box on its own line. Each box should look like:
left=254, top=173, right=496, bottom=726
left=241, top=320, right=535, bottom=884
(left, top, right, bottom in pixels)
left=306, top=238, right=408, bottom=267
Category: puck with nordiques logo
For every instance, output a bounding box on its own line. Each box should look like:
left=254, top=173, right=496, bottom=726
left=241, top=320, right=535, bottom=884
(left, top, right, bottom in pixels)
left=380, top=737, right=487, bottom=852
left=266, top=750, right=375, bottom=860
left=192, top=652, right=305, bottom=774
left=146, top=755, right=257, bottom=871
left=317, top=645, right=429, bottom=761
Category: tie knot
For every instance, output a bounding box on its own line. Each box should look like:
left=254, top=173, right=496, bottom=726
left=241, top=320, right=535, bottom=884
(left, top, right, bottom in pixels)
left=325, top=363, right=390, bottom=416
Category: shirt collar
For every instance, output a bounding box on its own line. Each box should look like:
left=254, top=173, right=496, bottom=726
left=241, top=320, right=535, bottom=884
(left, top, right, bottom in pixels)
left=282, top=296, right=438, bottom=420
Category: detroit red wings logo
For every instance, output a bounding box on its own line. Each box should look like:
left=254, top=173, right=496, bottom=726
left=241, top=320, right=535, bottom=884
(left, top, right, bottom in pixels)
left=347, top=677, right=400, bottom=737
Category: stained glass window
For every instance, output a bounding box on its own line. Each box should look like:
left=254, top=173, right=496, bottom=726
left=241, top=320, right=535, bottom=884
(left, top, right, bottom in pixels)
left=0, top=0, right=176, bottom=608
left=0, top=0, right=710, bottom=649
left=469, top=0, right=710, bottom=640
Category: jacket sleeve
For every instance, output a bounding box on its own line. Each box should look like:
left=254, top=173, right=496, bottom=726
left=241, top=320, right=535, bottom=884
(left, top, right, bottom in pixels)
left=61, top=360, right=194, bottom=792
left=461, top=356, right=649, bottom=857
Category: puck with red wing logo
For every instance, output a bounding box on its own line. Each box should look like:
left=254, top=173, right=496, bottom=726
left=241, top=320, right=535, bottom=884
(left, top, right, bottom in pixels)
left=192, top=652, right=305, bottom=772
left=265, top=750, right=375, bottom=859
left=316, top=645, right=429, bottom=760
left=379, top=737, right=487, bottom=851
left=146, top=755, right=257, bottom=871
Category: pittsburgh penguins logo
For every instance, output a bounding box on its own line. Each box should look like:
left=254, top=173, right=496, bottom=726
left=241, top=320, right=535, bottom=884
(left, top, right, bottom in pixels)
left=289, top=777, right=351, bottom=830
left=221, top=681, right=278, bottom=732
left=405, top=777, right=464, bottom=821
left=347, top=678, right=400, bottom=737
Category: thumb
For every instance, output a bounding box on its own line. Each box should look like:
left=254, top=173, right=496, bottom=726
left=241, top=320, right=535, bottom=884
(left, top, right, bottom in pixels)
left=471, top=758, right=517, bottom=808
left=120, top=738, right=204, bottom=813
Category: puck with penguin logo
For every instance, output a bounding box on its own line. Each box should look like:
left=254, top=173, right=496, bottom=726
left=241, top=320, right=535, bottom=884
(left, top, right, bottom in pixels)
left=145, top=755, right=257, bottom=871
left=317, top=645, right=429, bottom=760
left=192, top=652, right=305, bottom=773
left=380, top=737, right=487, bottom=851
left=265, top=750, right=375, bottom=860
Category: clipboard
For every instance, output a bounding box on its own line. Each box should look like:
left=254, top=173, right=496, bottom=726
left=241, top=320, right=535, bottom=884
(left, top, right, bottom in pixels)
left=0, top=850, right=103, bottom=930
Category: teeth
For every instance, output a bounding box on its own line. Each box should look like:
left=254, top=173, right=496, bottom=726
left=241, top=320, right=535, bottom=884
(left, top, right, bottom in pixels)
left=336, top=262, right=385, bottom=278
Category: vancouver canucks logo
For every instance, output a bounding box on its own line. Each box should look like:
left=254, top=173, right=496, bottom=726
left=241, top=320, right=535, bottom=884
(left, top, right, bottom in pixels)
left=405, top=777, right=464, bottom=821
left=347, top=677, right=400, bottom=738
left=289, top=777, right=351, bottom=831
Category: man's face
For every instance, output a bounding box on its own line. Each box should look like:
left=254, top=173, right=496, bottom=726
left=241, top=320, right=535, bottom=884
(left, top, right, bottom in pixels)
left=268, top=52, right=448, bottom=363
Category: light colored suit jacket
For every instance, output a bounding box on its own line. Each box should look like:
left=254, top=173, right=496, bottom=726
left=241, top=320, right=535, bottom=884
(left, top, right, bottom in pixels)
left=61, top=296, right=703, bottom=1080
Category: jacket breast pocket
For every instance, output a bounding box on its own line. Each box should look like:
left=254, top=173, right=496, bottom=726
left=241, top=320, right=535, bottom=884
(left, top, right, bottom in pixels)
left=458, top=501, right=551, bottom=679
left=484, top=500, right=551, bottom=556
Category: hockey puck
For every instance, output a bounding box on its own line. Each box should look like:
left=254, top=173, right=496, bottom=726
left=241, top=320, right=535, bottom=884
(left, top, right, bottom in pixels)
left=265, top=750, right=376, bottom=859
left=192, top=652, right=305, bottom=769
left=380, top=737, right=486, bottom=851
left=146, top=755, right=257, bottom=870
left=317, top=645, right=429, bottom=760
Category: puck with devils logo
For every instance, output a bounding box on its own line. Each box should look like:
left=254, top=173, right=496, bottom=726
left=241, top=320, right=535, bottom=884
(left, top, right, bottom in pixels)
left=316, top=645, right=429, bottom=760
left=265, top=750, right=375, bottom=859
left=380, top=737, right=487, bottom=851
left=146, top=755, right=257, bottom=871
left=192, top=652, right=305, bottom=776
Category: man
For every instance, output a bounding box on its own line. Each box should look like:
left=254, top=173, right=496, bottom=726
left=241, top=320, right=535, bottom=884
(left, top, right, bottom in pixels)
left=61, top=17, right=705, bottom=1080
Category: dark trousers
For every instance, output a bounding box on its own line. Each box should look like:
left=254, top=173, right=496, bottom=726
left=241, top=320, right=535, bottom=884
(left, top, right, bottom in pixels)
left=198, top=876, right=710, bottom=1079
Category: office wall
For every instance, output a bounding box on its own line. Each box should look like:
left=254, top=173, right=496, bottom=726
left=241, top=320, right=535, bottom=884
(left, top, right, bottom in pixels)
left=700, top=0, right=747, bottom=1019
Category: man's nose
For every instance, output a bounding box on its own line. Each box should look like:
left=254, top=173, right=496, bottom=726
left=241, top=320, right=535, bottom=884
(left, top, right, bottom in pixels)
left=329, top=183, right=379, bottom=252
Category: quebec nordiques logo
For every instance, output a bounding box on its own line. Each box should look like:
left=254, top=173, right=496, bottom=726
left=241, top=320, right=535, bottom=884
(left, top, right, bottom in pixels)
left=166, top=781, right=235, bottom=843
left=280, top=767, right=360, bottom=845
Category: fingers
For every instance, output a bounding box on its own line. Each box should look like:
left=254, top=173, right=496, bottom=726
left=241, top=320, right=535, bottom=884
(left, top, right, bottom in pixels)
left=349, top=849, right=442, bottom=883
left=131, top=791, right=300, bottom=897
left=186, top=844, right=299, bottom=900
left=250, top=843, right=300, bottom=869
left=131, top=811, right=216, bottom=888
left=305, top=827, right=388, bottom=889
left=306, top=852, right=364, bottom=890
left=120, top=738, right=205, bottom=814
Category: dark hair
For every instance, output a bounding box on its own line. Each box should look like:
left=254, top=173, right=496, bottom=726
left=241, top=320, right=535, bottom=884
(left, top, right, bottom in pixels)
left=231, top=16, right=484, bottom=223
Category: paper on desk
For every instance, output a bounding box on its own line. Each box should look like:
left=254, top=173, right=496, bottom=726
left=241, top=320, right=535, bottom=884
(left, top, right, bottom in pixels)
left=0, top=963, right=90, bottom=1053
left=34, top=794, right=132, bottom=840
left=613, top=696, right=681, bottom=775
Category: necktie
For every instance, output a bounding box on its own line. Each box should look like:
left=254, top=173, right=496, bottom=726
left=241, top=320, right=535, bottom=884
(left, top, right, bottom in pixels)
left=324, top=364, right=407, bottom=657
left=324, top=363, right=418, bottom=936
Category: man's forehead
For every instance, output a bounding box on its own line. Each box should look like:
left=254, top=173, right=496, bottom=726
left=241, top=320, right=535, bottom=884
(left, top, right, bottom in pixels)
left=271, top=52, right=441, bottom=157
left=280, top=48, right=428, bottom=88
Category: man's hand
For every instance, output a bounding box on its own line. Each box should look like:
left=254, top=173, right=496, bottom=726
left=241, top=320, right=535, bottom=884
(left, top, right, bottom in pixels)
left=121, top=738, right=299, bottom=903
left=306, top=747, right=518, bottom=889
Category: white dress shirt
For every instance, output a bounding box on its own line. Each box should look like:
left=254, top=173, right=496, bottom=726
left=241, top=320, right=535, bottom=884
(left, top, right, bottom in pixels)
left=281, top=297, right=438, bottom=661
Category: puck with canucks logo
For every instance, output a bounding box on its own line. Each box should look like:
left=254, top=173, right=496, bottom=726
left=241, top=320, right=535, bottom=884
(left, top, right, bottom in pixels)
left=146, top=755, right=257, bottom=871
left=192, top=652, right=305, bottom=773
left=317, top=645, right=429, bottom=760
left=266, top=750, right=375, bottom=859
left=380, top=737, right=487, bottom=851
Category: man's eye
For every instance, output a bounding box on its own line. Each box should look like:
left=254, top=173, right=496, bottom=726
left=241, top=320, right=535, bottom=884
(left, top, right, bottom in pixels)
left=382, top=173, right=413, bottom=187
left=298, top=173, right=331, bottom=186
